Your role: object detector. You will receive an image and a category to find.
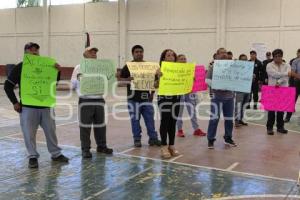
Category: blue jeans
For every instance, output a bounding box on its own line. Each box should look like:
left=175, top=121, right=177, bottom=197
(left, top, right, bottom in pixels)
left=235, top=93, right=250, bottom=121
left=207, top=97, right=234, bottom=141
left=127, top=100, right=158, bottom=141
left=177, top=93, right=199, bottom=130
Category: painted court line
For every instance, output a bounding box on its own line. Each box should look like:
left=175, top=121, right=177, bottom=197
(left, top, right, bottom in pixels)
left=119, top=147, right=135, bottom=154
left=0, top=121, right=78, bottom=139
left=169, top=155, right=183, bottom=162
left=84, top=166, right=153, bottom=200
left=203, top=194, right=300, bottom=200
left=226, top=162, right=239, bottom=171
left=3, top=136, right=298, bottom=183
left=0, top=132, right=22, bottom=139
left=118, top=152, right=298, bottom=183
left=4, top=136, right=81, bottom=150
left=56, top=121, right=78, bottom=127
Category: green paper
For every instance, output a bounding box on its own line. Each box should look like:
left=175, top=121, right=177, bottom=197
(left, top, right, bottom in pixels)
left=21, top=54, right=57, bottom=107
left=79, top=59, right=116, bottom=95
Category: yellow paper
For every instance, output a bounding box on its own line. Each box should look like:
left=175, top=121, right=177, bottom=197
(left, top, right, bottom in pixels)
left=127, top=62, right=160, bottom=91
left=158, top=62, right=195, bottom=96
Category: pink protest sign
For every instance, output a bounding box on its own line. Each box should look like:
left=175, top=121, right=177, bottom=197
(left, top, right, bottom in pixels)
left=192, top=65, right=207, bottom=92
left=260, top=86, right=296, bottom=112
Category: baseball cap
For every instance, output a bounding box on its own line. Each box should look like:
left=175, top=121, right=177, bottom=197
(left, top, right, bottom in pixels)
left=24, top=42, right=40, bottom=51
left=85, top=47, right=98, bottom=52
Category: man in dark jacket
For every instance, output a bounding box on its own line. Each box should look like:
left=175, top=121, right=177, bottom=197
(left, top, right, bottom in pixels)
left=261, top=52, right=273, bottom=85
left=247, top=50, right=263, bottom=109
left=4, top=42, right=69, bottom=168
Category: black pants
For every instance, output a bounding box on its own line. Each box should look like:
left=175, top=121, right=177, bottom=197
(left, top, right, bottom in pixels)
left=249, top=82, right=259, bottom=107
left=158, top=96, right=181, bottom=146
left=267, top=111, right=284, bottom=130
left=79, top=98, right=106, bottom=151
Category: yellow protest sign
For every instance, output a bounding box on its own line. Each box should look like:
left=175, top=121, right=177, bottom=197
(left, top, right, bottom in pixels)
left=158, top=61, right=195, bottom=96
left=127, top=62, right=160, bottom=91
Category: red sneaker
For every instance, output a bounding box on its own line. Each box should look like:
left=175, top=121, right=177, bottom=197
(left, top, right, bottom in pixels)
left=193, top=129, right=206, bottom=136
left=177, top=130, right=185, bottom=137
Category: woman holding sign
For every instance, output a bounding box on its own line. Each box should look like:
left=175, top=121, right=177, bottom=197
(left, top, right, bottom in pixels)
left=155, top=49, right=181, bottom=159
left=176, top=54, right=206, bottom=137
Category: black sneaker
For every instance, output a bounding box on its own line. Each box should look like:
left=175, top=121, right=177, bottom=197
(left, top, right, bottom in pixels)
left=208, top=140, right=215, bottom=149
left=97, top=147, right=113, bottom=154
left=224, top=138, right=237, bottom=147
left=277, top=128, right=288, bottom=134
left=253, top=105, right=257, bottom=110
left=148, top=139, right=161, bottom=146
left=239, top=120, right=248, bottom=126
left=51, top=154, right=69, bottom=163
left=267, top=129, right=274, bottom=135
left=28, top=158, right=38, bottom=168
left=82, top=151, right=92, bottom=158
left=134, top=140, right=142, bottom=148
left=284, top=118, right=290, bottom=123
left=246, top=105, right=250, bottom=109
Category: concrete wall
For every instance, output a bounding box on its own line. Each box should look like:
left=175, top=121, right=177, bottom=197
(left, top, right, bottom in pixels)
left=0, top=0, right=300, bottom=68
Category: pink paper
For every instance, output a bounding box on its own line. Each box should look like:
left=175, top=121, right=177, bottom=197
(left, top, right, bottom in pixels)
left=260, top=86, right=296, bottom=112
left=192, top=65, right=207, bottom=92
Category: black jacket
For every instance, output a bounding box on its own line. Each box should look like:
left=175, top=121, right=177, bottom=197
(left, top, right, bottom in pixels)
left=250, top=59, right=263, bottom=84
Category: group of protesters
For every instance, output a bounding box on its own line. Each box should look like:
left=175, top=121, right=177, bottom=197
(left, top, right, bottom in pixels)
left=4, top=42, right=300, bottom=167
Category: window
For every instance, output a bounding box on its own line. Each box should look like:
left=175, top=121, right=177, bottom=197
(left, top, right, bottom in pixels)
left=17, top=0, right=42, bottom=8
left=50, top=0, right=118, bottom=6
left=0, top=1, right=17, bottom=9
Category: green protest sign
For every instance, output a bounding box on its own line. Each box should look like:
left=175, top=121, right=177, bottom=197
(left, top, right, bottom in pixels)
left=79, top=59, right=116, bottom=95
left=21, top=54, right=58, bottom=107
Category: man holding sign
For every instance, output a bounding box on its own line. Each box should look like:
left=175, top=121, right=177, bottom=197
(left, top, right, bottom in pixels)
left=71, top=47, right=114, bottom=158
left=118, top=45, right=161, bottom=148
left=206, top=48, right=237, bottom=149
left=4, top=42, right=69, bottom=168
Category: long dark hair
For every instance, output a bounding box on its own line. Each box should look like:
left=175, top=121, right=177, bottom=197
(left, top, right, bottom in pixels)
left=159, top=49, right=177, bottom=66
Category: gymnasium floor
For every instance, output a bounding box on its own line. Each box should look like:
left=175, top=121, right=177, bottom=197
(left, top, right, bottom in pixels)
left=0, top=88, right=300, bottom=200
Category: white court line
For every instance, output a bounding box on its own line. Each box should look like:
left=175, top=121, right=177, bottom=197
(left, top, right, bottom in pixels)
left=226, top=162, right=239, bottom=171
left=119, top=147, right=135, bottom=154
left=247, top=121, right=300, bottom=134
left=84, top=166, right=153, bottom=200
left=117, top=152, right=298, bottom=183
left=169, top=155, right=183, bottom=162
left=0, top=120, right=78, bottom=139
left=4, top=136, right=298, bottom=183
left=0, top=132, right=22, bottom=139
left=203, top=194, right=300, bottom=200
left=4, top=136, right=81, bottom=150
left=3, top=129, right=299, bottom=184
left=56, top=121, right=78, bottom=127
